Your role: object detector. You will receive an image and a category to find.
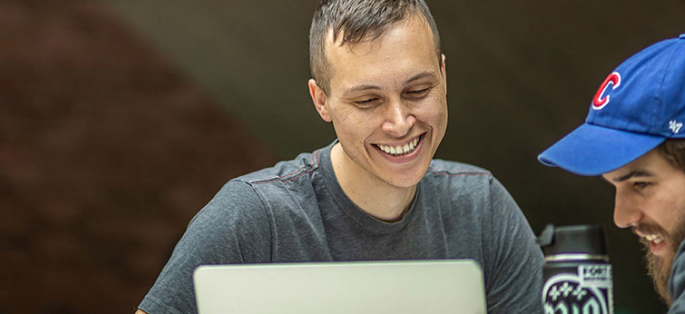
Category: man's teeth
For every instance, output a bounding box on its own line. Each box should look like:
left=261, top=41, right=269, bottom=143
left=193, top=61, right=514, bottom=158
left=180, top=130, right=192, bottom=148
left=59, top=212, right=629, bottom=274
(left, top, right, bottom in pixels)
left=644, top=234, right=664, bottom=244
left=378, top=138, right=420, bottom=156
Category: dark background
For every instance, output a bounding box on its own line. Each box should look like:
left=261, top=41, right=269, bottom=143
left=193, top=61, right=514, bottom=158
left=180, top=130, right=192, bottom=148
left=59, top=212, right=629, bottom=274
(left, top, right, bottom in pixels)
left=2, top=0, right=685, bottom=313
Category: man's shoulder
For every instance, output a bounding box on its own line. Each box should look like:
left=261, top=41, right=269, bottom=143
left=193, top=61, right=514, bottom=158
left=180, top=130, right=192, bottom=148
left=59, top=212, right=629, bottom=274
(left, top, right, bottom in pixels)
left=199, top=148, right=327, bottom=221
left=233, top=148, right=325, bottom=186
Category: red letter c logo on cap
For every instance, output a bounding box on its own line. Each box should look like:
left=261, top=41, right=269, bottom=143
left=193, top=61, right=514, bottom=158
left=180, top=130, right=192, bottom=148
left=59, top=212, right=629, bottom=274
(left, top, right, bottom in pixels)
left=592, top=72, right=621, bottom=110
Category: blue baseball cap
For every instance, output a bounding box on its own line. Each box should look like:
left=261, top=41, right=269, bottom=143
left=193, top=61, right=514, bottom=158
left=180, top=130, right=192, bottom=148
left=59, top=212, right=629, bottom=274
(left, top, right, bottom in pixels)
left=538, top=34, right=685, bottom=176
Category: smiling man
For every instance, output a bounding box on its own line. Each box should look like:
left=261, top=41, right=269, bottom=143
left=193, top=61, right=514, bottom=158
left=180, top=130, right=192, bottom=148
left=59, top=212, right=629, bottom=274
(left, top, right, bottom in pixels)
left=136, top=1, right=543, bottom=313
left=539, top=35, right=685, bottom=312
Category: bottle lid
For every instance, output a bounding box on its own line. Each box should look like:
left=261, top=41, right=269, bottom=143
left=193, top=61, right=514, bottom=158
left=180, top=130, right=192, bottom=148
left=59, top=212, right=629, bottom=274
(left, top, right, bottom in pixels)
left=537, top=224, right=608, bottom=261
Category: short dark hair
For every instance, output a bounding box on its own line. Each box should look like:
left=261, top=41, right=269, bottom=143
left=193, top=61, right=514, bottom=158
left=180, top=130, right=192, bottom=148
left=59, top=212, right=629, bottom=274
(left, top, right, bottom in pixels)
left=309, top=0, right=442, bottom=94
left=657, top=139, right=685, bottom=172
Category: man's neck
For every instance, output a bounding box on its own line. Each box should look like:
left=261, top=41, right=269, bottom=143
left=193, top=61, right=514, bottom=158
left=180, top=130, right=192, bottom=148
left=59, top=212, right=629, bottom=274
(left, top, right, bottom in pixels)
left=330, top=143, right=417, bottom=222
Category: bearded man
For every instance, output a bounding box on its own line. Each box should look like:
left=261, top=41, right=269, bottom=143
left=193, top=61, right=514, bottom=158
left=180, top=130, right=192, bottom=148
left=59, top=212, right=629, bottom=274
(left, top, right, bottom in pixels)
left=539, top=34, right=685, bottom=312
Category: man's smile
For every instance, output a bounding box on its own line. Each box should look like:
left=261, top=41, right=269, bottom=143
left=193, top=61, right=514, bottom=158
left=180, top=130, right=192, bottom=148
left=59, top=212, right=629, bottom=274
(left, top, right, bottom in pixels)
left=635, top=227, right=669, bottom=255
left=374, top=134, right=423, bottom=156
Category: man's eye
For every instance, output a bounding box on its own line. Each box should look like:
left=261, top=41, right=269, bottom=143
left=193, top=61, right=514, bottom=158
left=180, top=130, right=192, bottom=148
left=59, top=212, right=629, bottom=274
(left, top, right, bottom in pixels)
left=355, top=98, right=378, bottom=106
left=633, top=182, right=651, bottom=189
left=409, top=88, right=429, bottom=94
left=406, top=87, right=430, bottom=97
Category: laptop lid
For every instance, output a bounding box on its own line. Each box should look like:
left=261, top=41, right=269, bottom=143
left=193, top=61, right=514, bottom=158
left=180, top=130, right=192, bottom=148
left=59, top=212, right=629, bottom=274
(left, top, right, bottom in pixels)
left=193, top=259, right=486, bottom=314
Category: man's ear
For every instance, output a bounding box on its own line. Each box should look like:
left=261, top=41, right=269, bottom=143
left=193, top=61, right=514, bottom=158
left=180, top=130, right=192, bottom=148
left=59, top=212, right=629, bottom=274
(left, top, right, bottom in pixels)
left=308, top=79, right=332, bottom=122
left=440, top=54, right=447, bottom=81
left=440, top=54, right=447, bottom=97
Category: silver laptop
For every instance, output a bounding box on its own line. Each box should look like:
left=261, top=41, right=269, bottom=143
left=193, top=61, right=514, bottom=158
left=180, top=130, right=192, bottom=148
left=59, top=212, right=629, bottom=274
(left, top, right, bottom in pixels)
left=193, top=259, right=486, bottom=314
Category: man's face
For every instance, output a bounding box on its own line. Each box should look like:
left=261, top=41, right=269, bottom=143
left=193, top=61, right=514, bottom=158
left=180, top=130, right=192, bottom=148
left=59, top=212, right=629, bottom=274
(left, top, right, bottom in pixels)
left=309, top=16, right=447, bottom=189
left=602, top=149, right=685, bottom=304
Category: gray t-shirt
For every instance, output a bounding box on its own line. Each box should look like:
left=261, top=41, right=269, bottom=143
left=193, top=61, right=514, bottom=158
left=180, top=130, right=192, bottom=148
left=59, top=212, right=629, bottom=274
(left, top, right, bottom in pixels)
left=139, top=143, right=544, bottom=314
left=668, top=239, right=685, bottom=313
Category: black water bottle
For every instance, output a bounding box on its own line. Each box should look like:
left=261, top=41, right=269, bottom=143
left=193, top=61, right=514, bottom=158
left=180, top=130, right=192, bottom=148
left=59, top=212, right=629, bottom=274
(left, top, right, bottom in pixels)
left=537, top=224, right=614, bottom=314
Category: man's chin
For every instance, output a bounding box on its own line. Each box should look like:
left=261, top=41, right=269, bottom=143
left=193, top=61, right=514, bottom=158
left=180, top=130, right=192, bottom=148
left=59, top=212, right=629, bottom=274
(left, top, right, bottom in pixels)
left=644, top=243, right=675, bottom=306
left=639, top=212, right=685, bottom=307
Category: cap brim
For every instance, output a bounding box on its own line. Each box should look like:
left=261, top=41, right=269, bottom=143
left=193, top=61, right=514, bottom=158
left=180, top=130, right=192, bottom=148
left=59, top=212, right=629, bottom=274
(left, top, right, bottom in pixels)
left=538, top=123, right=665, bottom=176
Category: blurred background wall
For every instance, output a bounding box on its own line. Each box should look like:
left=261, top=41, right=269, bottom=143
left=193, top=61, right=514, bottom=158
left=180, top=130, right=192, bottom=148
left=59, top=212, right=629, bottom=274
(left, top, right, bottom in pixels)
left=1, top=0, right=685, bottom=313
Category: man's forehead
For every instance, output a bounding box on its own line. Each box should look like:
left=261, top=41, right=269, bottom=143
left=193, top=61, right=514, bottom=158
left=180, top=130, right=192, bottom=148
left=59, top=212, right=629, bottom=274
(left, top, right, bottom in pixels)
left=320, top=15, right=440, bottom=95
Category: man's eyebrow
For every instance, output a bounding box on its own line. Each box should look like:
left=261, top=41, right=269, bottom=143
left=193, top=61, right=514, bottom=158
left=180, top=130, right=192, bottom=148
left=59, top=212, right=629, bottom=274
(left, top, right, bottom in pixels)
left=405, top=72, right=439, bottom=84
left=345, top=84, right=380, bottom=94
left=343, top=72, right=439, bottom=96
left=610, top=170, right=655, bottom=183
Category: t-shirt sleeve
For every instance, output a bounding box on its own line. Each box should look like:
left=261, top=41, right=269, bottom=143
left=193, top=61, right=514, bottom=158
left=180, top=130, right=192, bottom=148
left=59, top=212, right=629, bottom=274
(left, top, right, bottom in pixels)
left=138, top=180, right=272, bottom=314
left=483, top=176, right=544, bottom=314
left=668, top=240, right=685, bottom=314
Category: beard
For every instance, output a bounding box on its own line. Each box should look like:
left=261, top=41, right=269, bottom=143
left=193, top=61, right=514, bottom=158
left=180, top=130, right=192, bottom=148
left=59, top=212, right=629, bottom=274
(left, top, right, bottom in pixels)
left=639, top=219, right=685, bottom=306
left=643, top=238, right=676, bottom=305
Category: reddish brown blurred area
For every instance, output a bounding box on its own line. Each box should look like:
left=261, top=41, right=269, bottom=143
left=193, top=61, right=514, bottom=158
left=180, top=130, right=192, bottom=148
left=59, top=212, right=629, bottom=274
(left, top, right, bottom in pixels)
left=0, top=1, right=275, bottom=313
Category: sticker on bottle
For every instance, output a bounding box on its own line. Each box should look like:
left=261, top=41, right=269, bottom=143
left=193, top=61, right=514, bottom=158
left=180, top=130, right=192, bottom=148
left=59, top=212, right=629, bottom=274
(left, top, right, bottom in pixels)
left=542, top=265, right=614, bottom=314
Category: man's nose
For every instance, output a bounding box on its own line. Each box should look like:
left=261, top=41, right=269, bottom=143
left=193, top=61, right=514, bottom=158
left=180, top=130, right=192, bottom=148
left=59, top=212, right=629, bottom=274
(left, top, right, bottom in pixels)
left=613, top=191, right=643, bottom=228
left=380, top=101, right=415, bottom=137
